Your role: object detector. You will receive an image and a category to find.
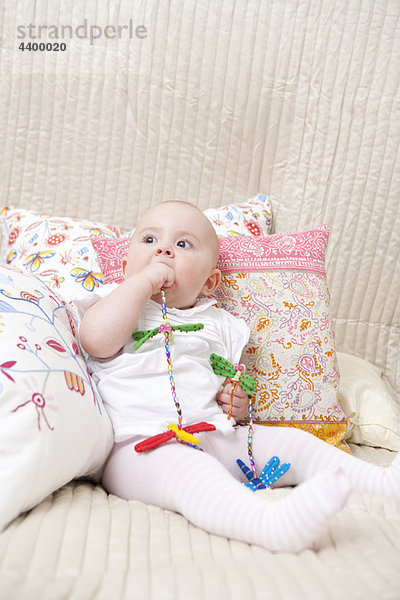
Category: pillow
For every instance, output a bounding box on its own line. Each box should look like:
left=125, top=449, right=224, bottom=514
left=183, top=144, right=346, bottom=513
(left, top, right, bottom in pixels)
left=91, top=236, right=130, bottom=285
left=203, top=193, right=273, bottom=236
left=337, top=352, right=400, bottom=450
left=92, top=194, right=273, bottom=284
left=214, top=226, right=348, bottom=450
left=0, top=265, right=114, bottom=531
left=0, top=207, right=121, bottom=301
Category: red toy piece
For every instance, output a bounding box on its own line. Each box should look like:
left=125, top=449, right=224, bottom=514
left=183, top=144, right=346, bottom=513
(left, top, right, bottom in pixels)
left=134, top=422, right=216, bottom=453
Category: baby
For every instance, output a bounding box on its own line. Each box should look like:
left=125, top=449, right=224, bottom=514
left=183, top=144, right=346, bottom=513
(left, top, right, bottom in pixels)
left=79, top=201, right=399, bottom=553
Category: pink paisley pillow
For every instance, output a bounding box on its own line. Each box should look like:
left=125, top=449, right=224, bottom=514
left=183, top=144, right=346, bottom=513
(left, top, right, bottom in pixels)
left=92, top=223, right=347, bottom=448
left=214, top=226, right=348, bottom=450
left=91, top=236, right=130, bottom=284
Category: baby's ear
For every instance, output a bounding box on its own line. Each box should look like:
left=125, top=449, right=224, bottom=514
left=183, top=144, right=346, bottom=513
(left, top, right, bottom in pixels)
left=202, top=268, right=222, bottom=296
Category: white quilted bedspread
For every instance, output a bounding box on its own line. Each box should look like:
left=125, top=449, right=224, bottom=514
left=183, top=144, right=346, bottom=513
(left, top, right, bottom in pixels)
left=1, top=445, right=399, bottom=600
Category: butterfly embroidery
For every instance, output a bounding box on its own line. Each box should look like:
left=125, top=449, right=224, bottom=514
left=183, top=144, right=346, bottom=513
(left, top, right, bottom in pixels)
left=23, top=250, right=55, bottom=272
left=70, top=268, right=104, bottom=291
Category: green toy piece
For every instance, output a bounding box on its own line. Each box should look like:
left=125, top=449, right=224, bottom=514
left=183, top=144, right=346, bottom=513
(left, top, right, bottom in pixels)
left=209, top=353, right=256, bottom=395
left=132, top=322, right=204, bottom=349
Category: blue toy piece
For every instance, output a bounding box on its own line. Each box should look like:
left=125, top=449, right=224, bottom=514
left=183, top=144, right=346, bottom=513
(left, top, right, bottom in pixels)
left=237, top=456, right=291, bottom=491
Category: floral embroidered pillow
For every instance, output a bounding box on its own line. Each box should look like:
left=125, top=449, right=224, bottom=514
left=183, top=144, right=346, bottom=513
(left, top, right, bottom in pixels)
left=203, top=193, right=272, bottom=237
left=91, top=194, right=273, bottom=284
left=214, top=226, right=348, bottom=449
left=0, top=206, right=121, bottom=301
left=0, top=265, right=113, bottom=531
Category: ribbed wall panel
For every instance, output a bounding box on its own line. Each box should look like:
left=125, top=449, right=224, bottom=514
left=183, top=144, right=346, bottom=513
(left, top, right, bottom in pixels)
left=0, top=0, right=399, bottom=396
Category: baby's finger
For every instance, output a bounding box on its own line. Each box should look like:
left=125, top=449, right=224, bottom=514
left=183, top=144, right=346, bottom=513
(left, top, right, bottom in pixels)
left=230, top=405, right=248, bottom=420
left=159, top=266, right=175, bottom=290
left=217, top=392, right=249, bottom=420
left=220, top=399, right=248, bottom=420
left=223, top=382, right=248, bottom=398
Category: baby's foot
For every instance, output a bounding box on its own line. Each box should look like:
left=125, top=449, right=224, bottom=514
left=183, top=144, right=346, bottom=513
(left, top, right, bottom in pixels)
left=382, top=452, right=400, bottom=499
left=261, top=469, right=350, bottom=553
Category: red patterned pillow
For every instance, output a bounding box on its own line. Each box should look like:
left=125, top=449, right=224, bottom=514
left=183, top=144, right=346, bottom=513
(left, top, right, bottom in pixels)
left=90, top=236, right=130, bottom=284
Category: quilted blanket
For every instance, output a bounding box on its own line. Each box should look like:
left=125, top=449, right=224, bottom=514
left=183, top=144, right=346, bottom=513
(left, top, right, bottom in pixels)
left=1, top=446, right=399, bottom=600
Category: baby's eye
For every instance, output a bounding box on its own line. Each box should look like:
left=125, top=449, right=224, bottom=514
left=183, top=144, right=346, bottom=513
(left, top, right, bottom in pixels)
left=144, top=235, right=157, bottom=244
left=176, top=239, right=192, bottom=249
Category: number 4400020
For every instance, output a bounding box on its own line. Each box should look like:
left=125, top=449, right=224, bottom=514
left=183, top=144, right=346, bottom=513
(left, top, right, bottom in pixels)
left=18, top=42, right=67, bottom=51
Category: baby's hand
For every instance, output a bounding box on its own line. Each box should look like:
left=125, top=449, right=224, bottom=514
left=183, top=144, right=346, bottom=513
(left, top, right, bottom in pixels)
left=139, top=262, right=175, bottom=296
left=217, top=380, right=249, bottom=421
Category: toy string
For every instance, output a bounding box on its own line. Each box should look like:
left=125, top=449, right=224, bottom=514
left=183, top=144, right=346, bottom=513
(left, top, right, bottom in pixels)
left=160, top=288, right=183, bottom=428
left=228, top=369, right=256, bottom=475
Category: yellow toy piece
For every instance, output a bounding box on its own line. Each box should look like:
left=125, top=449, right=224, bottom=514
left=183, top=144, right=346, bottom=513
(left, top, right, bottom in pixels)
left=167, top=424, right=200, bottom=445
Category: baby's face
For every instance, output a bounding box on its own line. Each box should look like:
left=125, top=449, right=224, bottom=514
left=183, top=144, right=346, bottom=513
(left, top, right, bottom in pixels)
left=124, top=202, right=221, bottom=308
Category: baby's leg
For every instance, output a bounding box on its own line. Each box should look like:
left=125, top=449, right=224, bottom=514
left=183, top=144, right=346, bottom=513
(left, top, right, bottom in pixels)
left=205, top=426, right=400, bottom=498
left=102, top=438, right=350, bottom=553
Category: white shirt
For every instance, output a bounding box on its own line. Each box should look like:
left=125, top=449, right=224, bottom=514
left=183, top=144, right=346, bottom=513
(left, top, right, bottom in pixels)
left=75, top=285, right=250, bottom=442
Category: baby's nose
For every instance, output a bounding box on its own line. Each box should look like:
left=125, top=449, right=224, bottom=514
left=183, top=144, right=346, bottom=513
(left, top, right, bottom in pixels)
left=155, top=245, right=174, bottom=257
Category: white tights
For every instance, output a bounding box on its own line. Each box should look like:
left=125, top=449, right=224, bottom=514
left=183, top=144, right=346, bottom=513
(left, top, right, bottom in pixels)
left=102, top=425, right=400, bottom=553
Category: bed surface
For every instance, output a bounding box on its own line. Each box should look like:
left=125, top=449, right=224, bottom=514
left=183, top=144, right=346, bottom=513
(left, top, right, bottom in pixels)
left=1, top=445, right=399, bottom=600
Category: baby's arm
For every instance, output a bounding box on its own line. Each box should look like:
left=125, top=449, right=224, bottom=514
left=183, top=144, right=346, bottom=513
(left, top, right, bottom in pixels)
left=79, top=262, right=174, bottom=359
left=216, top=380, right=249, bottom=421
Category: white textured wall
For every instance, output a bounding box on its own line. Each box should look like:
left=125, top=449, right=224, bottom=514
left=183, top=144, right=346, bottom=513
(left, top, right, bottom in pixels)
left=0, top=0, right=399, bottom=396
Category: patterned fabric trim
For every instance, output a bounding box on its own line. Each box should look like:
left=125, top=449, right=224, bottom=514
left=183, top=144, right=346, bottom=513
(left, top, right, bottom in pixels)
left=218, top=226, right=328, bottom=274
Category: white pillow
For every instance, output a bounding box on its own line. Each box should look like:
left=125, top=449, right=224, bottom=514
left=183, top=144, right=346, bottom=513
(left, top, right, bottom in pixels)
left=338, top=352, right=400, bottom=450
left=0, top=265, right=114, bottom=531
left=203, top=193, right=273, bottom=236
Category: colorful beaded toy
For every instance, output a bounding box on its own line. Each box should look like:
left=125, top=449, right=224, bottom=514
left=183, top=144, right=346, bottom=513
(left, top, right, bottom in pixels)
left=209, top=353, right=258, bottom=473
left=133, top=289, right=216, bottom=453
left=132, top=289, right=290, bottom=490
left=237, top=456, right=291, bottom=491
left=208, top=354, right=290, bottom=487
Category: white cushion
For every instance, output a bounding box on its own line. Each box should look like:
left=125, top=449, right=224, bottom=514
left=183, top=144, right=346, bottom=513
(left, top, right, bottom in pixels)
left=0, top=265, right=114, bottom=531
left=338, top=352, right=400, bottom=451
